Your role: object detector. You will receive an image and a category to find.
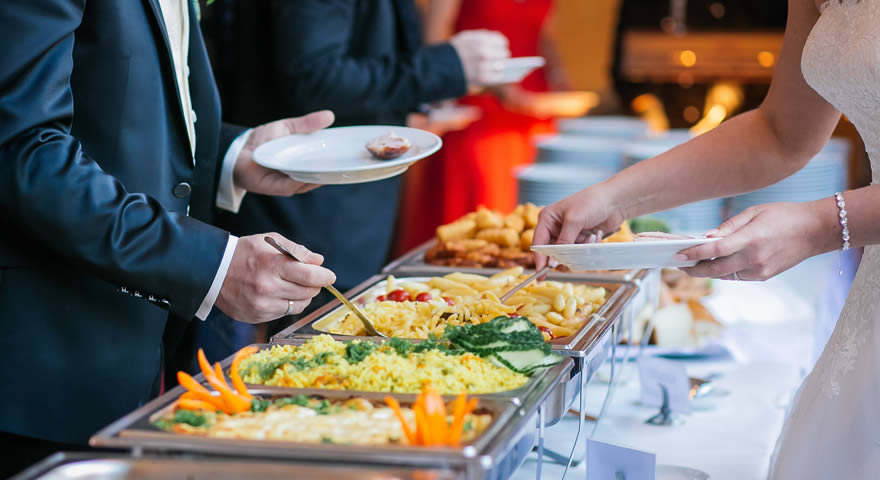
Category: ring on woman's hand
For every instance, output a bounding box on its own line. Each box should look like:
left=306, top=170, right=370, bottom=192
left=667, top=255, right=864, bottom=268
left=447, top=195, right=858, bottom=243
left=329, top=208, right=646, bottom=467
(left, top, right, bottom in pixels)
left=285, top=299, right=294, bottom=316
left=733, top=272, right=742, bottom=281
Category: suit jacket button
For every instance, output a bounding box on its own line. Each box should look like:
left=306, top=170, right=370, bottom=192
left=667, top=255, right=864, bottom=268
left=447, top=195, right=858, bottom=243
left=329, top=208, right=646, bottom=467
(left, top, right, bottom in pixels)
left=173, top=182, right=192, bottom=198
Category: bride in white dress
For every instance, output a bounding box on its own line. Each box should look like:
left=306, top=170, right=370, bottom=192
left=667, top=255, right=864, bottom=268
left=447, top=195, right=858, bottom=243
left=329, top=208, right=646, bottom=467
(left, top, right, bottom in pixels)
left=533, top=0, right=880, bottom=477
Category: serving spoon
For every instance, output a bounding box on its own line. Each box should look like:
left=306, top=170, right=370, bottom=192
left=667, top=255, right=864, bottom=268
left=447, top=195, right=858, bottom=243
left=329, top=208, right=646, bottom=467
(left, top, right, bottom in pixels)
left=264, top=236, right=386, bottom=337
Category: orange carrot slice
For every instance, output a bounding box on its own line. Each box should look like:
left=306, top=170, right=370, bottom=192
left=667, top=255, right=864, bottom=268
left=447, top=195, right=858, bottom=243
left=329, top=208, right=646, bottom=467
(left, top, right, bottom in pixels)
left=414, top=403, right=429, bottom=446
left=448, top=393, right=468, bottom=446
left=385, top=396, right=416, bottom=445
left=230, top=346, right=258, bottom=399
left=178, top=398, right=218, bottom=412
left=177, top=371, right=226, bottom=410
left=197, top=349, right=217, bottom=381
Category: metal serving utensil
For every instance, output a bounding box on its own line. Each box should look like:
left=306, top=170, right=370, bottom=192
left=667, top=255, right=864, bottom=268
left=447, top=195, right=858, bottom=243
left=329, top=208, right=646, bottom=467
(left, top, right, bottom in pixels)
left=264, top=236, right=386, bottom=337
left=499, top=228, right=621, bottom=304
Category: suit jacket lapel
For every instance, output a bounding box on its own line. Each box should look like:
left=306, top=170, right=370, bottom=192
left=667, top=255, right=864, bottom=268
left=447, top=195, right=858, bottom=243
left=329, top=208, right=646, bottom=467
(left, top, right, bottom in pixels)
left=142, top=0, right=190, bottom=149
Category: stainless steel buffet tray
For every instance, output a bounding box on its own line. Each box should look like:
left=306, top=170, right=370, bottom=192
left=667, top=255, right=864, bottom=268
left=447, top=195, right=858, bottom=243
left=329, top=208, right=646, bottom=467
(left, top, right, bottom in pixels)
left=13, top=452, right=464, bottom=480
left=90, top=358, right=572, bottom=480
left=383, top=239, right=646, bottom=282
left=271, top=272, right=637, bottom=358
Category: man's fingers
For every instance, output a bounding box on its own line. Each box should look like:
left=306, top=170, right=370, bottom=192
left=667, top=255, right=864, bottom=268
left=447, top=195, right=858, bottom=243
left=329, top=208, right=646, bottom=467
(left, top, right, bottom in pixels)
left=277, top=236, right=324, bottom=265
left=270, top=298, right=312, bottom=319
left=278, top=261, right=337, bottom=288
left=284, top=110, right=335, bottom=134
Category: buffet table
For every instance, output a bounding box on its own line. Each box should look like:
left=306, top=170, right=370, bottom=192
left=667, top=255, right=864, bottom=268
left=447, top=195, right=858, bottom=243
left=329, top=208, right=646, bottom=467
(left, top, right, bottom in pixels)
left=512, top=253, right=844, bottom=480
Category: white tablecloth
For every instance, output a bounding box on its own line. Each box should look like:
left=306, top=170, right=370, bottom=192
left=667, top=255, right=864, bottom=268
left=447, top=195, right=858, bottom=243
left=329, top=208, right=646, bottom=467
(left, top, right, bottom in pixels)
left=512, top=252, right=855, bottom=480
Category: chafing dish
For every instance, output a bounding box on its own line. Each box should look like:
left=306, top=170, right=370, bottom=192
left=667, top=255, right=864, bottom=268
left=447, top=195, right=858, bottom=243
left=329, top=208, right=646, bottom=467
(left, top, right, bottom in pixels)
left=271, top=272, right=637, bottom=357
left=90, top=358, right=571, bottom=480
left=12, top=452, right=463, bottom=480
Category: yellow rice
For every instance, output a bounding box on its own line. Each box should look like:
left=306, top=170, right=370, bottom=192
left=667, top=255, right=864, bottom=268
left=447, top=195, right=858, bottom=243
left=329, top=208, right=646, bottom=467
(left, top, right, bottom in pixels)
left=239, top=335, right=528, bottom=394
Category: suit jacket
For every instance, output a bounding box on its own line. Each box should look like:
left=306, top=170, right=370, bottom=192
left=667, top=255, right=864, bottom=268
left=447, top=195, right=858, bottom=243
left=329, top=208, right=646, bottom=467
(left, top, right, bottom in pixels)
left=0, top=0, right=240, bottom=443
left=204, top=0, right=466, bottom=290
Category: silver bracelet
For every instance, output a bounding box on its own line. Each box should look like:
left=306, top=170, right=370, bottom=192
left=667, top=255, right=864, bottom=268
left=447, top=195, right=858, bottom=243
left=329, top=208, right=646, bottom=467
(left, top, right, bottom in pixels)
left=834, top=192, right=850, bottom=251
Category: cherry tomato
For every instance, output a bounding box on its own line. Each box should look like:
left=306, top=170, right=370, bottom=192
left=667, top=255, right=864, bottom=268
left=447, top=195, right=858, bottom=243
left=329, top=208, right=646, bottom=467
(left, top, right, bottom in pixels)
left=415, top=292, right=433, bottom=302
left=442, top=297, right=455, bottom=306
left=509, top=313, right=521, bottom=318
left=386, top=289, right=411, bottom=302
left=537, top=326, right=555, bottom=340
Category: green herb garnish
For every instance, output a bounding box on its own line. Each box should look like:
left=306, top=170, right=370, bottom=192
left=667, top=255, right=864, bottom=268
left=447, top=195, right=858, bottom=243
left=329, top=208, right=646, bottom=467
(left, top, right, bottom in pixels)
left=250, top=398, right=271, bottom=413
left=170, top=409, right=207, bottom=427
left=345, top=340, right=378, bottom=364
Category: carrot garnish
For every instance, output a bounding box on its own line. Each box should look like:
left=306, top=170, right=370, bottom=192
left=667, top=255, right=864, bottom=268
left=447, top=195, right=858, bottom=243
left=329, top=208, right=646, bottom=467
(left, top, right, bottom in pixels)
left=177, top=371, right=226, bottom=410
left=448, top=393, right=468, bottom=446
left=385, top=396, right=416, bottom=445
left=197, top=349, right=217, bottom=381
left=230, top=346, right=258, bottom=399
left=177, top=398, right=218, bottom=412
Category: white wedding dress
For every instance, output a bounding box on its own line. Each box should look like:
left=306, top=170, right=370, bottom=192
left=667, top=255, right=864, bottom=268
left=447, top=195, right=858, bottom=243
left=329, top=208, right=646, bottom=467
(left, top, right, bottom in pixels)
left=769, top=1, right=880, bottom=478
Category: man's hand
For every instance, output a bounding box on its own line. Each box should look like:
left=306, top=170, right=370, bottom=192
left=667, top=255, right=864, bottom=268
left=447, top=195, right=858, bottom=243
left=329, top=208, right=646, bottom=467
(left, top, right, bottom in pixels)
left=450, top=30, right=510, bottom=89
left=215, top=234, right=336, bottom=323
left=233, top=110, right=335, bottom=196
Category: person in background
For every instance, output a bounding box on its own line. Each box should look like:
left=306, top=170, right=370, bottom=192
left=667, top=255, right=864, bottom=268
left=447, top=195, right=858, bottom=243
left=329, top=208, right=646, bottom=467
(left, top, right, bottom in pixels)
left=198, top=0, right=510, bottom=356
left=399, top=0, right=579, bottom=252
left=0, top=1, right=338, bottom=476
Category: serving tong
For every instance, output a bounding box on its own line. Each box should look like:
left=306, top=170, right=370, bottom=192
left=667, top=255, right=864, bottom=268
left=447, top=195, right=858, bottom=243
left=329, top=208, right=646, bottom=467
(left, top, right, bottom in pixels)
left=499, top=228, right=621, bottom=304
left=264, top=236, right=386, bottom=337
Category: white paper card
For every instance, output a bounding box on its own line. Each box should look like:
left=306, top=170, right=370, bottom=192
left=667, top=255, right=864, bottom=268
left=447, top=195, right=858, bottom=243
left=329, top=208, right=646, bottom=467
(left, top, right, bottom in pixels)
left=638, top=356, right=691, bottom=414
left=586, top=439, right=656, bottom=480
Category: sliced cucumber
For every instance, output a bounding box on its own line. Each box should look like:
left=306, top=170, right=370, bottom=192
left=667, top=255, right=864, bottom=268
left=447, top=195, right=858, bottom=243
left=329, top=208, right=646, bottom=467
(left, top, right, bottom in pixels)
left=491, top=349, right=563, bottom=374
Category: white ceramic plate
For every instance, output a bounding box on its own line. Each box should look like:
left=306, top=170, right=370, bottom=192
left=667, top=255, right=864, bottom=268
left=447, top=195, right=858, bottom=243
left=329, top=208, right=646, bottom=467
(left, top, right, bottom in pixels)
left=494, top=56, right=546, bottom=84
left=531, top=238, right=720, bottom=271
left=253, top=126, right=442, bottom=185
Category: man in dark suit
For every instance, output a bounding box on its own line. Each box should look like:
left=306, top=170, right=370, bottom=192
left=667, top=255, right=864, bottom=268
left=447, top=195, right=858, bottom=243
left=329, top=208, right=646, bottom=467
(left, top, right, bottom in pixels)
left=0, top=1, right=338, bottom=474
left=201, top=0, right=509, bottom=344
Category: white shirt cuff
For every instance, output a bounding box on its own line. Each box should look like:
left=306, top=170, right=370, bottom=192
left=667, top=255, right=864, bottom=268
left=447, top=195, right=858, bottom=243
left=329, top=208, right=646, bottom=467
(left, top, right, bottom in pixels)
left=216, top=129, right=252, bottom=213
left=195, top=235, right=239, bottom=320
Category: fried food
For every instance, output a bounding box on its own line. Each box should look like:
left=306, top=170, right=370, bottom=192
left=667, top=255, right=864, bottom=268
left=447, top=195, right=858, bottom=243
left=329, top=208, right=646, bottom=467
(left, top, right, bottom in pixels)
left=436, top=219, right=477, bottom=243
left=426, top=204, right=630, bottom=270
left=520, top=229, right=535, bottom=251
left=476, top=228, right=519, bottom=247
left=475, top=208, right=504, bottom=229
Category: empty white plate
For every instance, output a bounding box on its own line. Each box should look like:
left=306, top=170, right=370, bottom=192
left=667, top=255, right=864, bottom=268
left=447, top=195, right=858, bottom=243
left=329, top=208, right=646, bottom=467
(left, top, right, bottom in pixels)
left=494, top=56, right=546, bottom=84
left=531, top=238, right=720, bottom=271
left=253, top=126, right=442, bottom=184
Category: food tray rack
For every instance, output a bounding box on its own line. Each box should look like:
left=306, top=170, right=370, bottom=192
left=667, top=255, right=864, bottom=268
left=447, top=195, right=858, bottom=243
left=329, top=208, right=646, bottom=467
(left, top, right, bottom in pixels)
left=270, top=271, right=636, bottom=429
left=90, top=354, right=573, bottom=480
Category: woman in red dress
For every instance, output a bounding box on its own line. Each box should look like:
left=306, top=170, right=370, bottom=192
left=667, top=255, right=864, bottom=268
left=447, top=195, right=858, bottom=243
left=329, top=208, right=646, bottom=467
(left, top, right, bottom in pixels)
left=394, top=0, right=579, bottom=255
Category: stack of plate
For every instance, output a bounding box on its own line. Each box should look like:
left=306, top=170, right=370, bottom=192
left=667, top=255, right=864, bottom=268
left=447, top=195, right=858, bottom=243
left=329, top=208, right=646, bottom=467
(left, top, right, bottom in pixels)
left=517, top=165, right=615, bottom=206
left=649, top=199, right=726, bottom=235
left=730, top=138, right=850, bottom=215
left=557, top=116, right=650, bottom=139
left=535, top=135, right=625, bottom=171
